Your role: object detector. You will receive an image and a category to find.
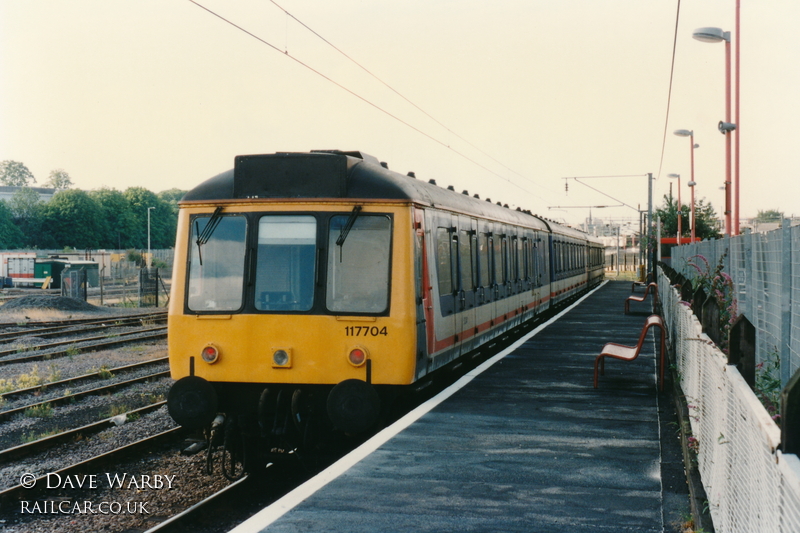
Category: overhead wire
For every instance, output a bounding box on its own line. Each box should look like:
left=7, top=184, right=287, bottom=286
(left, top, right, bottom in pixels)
left=266, top=0, right=555, bottom=195
left=656, top=0, right=683, bottom=181
left=187, top=0, right=555, bottom=206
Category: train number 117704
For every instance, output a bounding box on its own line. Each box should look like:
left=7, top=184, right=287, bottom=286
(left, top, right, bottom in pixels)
left=344, top=326, right=388, bottom=337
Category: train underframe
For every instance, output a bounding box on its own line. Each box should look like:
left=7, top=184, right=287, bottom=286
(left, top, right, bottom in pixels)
left=172, top=378, right=404, bottom=479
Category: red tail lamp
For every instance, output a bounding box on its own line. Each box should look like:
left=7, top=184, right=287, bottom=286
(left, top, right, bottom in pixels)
left=348, top=347, right=367, bottom=367
left=201, top=344, right=219, bottom=364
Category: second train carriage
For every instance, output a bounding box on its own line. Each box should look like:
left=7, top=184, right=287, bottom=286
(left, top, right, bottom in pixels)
left=167, top=150, right=603, bottom=467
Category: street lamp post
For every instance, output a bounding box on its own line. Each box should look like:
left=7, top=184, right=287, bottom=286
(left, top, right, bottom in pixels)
left=674, top=129, right=698, bottom=241
left=693, top=26, right=736, bottom=236
left=668, top=174, right=682, bottom=245
left=147, top=207, right=155, bottom=268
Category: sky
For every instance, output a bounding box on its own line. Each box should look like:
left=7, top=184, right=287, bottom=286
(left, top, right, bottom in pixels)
left=2, top=0, right=799, bottom=230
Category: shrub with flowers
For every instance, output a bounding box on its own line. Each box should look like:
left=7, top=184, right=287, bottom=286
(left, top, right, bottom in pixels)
left=683, top=252, right=738, bottom=353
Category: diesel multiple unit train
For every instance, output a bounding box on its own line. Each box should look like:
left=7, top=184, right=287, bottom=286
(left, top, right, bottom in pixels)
left=167, top=150, right=604, bottom=472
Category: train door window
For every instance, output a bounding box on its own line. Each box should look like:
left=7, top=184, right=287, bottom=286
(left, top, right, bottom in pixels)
left=255, top=215, right=317, bottom=312
left=553, top=241, right=559, bottom=275
left=458, top=230, right=474, bottom=290
left=567, top=243, right=572, bottom=272
left=478, top=233, right=491, bottom=288
left=435, top=227, right=453, bottom=295
left=510, top=236, right=518, bottom=281
left=493, top=236, right=504, bottom=284
left=502, top=237, right=510, bottom=283
left=188, top=215, right=247, bottom=312
left=327, top=215, right=392, bottom=313
left=522, top=238, right=530, bottom=283
left=517, top=237, right=525, bottom=282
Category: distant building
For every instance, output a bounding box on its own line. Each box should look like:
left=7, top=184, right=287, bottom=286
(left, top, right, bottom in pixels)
left=0, top=186, right=57, bottom=203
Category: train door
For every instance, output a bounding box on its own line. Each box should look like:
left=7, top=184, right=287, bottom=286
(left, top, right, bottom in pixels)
left=455, top=216, right=478, bottom=352
left=430, top=211, right=459, bottom=361
left=476, top=222, right=494, bottom=340
left=492, top=225, right=510, bottom=330
left=413, top=207, right=432, bottom=378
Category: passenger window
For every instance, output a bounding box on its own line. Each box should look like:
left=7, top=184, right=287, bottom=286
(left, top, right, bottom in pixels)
left=504, top=238, right=511, bottom=281
left=459, top=230, right=474, bottom=290
left=327, top=215, right=391, bottom=313
left=494, top=237, right=504, bottom=284
left=255, top=215, right=317, bottom=312
left=188, top=215, right=247, bottom=312
left=436, top=228, right=453, bottom=295
left=479, top=233, right=491, bottom=287
left=511, top=237, right=518, bottom=280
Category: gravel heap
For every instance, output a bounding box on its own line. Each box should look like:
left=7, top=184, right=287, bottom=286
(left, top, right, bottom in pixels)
left=0, top=296, right=101, bottom=313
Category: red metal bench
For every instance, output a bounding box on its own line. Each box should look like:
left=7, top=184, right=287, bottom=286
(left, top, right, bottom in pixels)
left=625, top=282, right=659, bottom=314
left=593, top=314, right=665, bottom=391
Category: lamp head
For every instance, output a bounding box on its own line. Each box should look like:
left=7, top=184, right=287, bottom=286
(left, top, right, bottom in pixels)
left=667, top=173, right=680, bottom=179
left=688, top=181, right=696, bottom=187
left=693, top=27, right=730, bottom=43
left=673, top=129, right=693, bottom=137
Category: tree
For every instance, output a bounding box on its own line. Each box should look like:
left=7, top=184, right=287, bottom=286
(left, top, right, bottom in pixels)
left=0, top=201, right=25, bottom=249
left=8, top=187, right=44, bottom=246
left=45, top=169, right=73, bottom=190
left=0, top=160, right=36, bottom=186
left=158, top=188, right=186, bottom=216
left=755, top=209, right=784, bottom=223
left=8, top=187, right=42, bottom=221
left=656, top=194, right=720, bottom=241
left=37, top=190, right=104, bottom=249
left=88, top=187, right=139, bottom=249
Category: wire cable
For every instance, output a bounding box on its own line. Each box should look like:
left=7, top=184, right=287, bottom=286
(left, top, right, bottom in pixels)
left=656, top=0, right=682, bottom=180
left=266, top=0, right=551, bottom=193
left=570, top=178, right=639, bottom=212
left=187, top=0, right=554, bottom=205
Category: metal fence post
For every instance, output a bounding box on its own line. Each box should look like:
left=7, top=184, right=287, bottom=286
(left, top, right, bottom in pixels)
left=782, top=219, right=793, bottom=386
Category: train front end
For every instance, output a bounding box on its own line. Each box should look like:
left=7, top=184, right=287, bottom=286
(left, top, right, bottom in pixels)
left=166, top=152, right=418, bottom=463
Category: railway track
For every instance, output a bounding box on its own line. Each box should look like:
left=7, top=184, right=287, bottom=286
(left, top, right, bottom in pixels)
left=0, top=310, right=167, bottom=329
left=0, top=426, right=183, bottom=505
left=0, top=369, right=170, bottom=423
left=0, top=357, right=168, bottom=403
left=0, top=326, right=168, bottom=366
left=0, top=312, right=166, bottom=342
left=0, top=401, right=168, bottom=463
left=0, top=310, right=166, bottom=330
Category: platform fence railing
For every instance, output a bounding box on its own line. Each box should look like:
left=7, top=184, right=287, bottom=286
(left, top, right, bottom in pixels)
left=671, top=223, right=800, bottom=388
left=659, top=268, right=800, bottom=532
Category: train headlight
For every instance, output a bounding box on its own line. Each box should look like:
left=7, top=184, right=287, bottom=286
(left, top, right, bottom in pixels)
left=272, top=348, right=292, bottom=368
left=348, top=346, right=368, bottom=367
left=200, top=344, right=220, bottom=364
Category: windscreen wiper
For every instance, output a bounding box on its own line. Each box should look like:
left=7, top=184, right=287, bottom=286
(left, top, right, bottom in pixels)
left=195, top=207, right=223, bottom=266
left=336, top=206, right=362, bottom=262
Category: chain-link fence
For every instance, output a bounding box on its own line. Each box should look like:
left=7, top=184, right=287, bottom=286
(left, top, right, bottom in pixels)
left=659, top=268, right=800, bottom=533
left=671, top=223, right=800, bottom=387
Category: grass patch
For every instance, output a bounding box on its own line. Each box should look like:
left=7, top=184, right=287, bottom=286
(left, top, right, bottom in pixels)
left=24, top=403, right=53, bottom=418
left=21, top=428, right=61, bottom=443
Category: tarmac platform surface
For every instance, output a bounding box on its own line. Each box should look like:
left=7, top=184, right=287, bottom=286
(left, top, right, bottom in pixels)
left=230, top=280, right=687, bottom=533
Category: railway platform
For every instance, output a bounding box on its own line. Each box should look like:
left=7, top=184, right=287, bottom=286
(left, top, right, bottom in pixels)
left=230, top=280, right=688, bottom=532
